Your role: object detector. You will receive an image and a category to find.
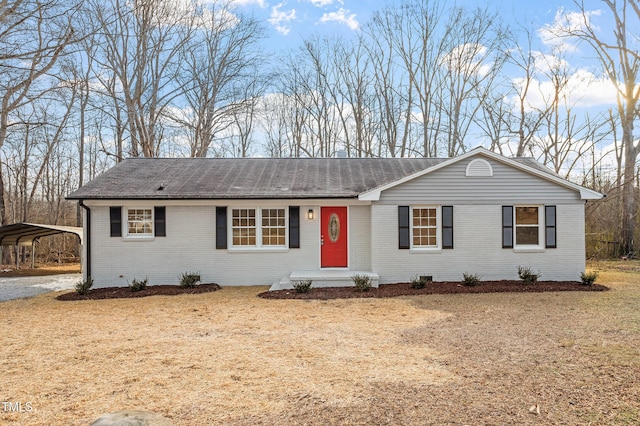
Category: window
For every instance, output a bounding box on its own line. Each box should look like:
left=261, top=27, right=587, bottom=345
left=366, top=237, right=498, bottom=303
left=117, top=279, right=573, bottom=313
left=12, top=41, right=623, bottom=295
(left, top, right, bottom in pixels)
left=504, top=205, right=555, bottom=249
left=262, top=208, right=286, bottom=246
left=412, top=207, right=439, bottom=248
left=514, top=206, right=540, bottom=246
left=127, top=208, right=153, bottom=236
left=231, top=208, right=287, bottom=248
left=232, top=209, right=256, bottom=246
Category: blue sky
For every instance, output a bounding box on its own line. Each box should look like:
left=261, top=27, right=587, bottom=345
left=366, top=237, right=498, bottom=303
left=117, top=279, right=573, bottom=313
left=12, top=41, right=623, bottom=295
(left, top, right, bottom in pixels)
left=232, top=0, right=583, bottom=50
left=229, top=0, right=618, bottom=109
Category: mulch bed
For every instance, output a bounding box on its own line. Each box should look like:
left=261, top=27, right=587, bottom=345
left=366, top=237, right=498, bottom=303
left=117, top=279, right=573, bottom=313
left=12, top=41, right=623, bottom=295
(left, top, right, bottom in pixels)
left=258, top=281, right=609, bottom=300
left=55, top=281, right=609, bottom=301
left=56, top=283, right=222, bottom=301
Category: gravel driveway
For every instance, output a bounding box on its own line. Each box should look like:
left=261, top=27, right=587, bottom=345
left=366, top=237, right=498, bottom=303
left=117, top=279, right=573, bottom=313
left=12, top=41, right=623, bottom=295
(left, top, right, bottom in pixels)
left=0, top=274, right=80, bottom=301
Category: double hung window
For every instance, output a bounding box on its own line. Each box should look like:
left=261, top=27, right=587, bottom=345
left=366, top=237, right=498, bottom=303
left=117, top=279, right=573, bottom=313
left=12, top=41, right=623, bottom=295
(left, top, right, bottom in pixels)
left=412, top=207, right=438, bottom=248
left=231, top=208, right=286, bottom=248
left=127, top=208, right=153, bottom=237
left=514, top=206, right=540, bottom=246
left=503, top=205, right=554, bottom=249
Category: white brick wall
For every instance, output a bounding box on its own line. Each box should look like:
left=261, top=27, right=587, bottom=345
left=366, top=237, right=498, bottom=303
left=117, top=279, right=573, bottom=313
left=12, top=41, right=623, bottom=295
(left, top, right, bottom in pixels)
left=371, top=204, right=586, bottom=283
left=83, top=200, right=585, bottom=287
left=85, top=202, right=374, bottom=288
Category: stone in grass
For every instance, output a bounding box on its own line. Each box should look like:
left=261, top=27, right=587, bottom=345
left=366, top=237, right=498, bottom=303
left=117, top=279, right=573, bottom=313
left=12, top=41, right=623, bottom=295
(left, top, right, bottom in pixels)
left=89, top=410, right=173, bottom=426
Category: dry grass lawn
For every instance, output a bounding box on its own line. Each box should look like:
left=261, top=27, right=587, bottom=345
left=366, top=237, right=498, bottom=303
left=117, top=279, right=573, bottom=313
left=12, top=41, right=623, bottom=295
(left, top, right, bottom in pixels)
left=1, top=261, right=639, bottom=425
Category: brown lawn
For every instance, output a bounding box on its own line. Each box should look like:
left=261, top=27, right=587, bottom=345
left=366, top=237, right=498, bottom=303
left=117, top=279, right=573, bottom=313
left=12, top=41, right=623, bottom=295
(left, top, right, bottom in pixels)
left=1, top=261, right=639, bottom=425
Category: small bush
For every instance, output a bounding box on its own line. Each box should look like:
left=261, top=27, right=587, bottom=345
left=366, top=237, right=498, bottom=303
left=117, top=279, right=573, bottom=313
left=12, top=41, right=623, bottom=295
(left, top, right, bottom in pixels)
left=410, top=275, right=427, bottom=289
left=75, top=277, right=94, bottom=295
left=292, top=279, right=313, bottom=293
left=179, top=271, right=201, bottom=288
left=580, top=271, right=598, bottom=286
left=517, top=266, right=540, bottom=284
left=352, top=274, right=372, bottom=292
left=462, top=273, right=481, bottom=287
left=129, top=277, right=148, bottom=292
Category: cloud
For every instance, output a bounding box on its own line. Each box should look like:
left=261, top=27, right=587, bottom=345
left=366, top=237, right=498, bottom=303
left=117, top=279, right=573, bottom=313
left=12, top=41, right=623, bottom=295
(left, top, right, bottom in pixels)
left=268, top=2, right=297, bottom=35
left=309, top=0, right=340, bottom=6
left=538, top=7, right=602, bottom=53
left=231, top=0, right=267, bottom=7
left=441, top=43, right=492, bottom=77
left=319, top=7, right=359, bottom=30
left=511, top=68, right=617, bottom=111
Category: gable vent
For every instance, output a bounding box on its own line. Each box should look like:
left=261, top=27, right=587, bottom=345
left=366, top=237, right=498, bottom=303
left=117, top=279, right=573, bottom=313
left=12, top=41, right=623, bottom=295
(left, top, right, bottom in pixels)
left=466, top=158, right=493, bottom=177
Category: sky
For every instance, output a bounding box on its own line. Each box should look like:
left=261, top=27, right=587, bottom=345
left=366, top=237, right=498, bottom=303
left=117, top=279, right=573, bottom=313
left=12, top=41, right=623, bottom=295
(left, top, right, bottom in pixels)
left=228, top=0, right=620, bottom=110
left=232, top=0, right=588, bottom=49
left=222, top=0, right=624, bottom=169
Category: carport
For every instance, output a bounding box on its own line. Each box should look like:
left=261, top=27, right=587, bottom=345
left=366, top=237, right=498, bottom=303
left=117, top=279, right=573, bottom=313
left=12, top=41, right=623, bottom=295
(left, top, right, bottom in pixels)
left=0, top=223, right=83, bottom=269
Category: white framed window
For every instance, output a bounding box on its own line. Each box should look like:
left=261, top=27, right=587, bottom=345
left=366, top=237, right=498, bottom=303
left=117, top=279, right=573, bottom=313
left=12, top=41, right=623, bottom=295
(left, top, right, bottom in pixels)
left=261, top=208, right=286, bottom=246
left=231, top=207, right=287, bottom=248
left=127, top=208, right=153, bottom=237
left=411, top=206, right=440, bottom=249
left=514, top=206, right=542, bottom=247
left=232, top=208, right=257, bottom=246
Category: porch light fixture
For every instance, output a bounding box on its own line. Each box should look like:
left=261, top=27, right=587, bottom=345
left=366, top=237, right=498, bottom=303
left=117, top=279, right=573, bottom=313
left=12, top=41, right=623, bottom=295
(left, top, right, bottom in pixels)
left=307, top=209, right=315, bottom=220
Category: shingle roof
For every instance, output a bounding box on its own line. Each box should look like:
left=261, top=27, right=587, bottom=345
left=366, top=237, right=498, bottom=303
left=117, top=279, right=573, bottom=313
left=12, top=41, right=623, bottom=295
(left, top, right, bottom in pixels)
left=66, top=157, right=448, bottom=200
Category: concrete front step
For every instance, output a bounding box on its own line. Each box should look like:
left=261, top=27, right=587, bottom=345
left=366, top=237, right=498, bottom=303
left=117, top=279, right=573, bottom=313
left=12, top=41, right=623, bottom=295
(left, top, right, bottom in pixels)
left=270, top=270, right=379, bottom=291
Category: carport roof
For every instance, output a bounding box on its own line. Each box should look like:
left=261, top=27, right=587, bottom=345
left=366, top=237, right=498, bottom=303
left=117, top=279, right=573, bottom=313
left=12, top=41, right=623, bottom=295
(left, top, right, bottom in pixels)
left=0, top=223, right=83, bottom=246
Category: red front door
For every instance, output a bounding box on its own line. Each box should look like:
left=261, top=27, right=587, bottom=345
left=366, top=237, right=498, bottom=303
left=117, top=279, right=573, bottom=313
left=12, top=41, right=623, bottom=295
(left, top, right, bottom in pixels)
left=321, top=207, right=348, bottom=267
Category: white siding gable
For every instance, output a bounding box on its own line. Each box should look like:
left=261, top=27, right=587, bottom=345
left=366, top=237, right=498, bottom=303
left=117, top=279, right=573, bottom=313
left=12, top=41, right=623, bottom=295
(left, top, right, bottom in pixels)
left=465, top=158, right=493, bottom=177
left=378, top=158, right=581, bottom=205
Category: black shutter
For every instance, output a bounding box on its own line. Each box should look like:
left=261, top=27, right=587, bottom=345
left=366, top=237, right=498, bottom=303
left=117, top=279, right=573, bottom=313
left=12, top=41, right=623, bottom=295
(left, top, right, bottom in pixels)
left=110, top=206, right=122, bottom=237
left=502, top=206, right=513, bottom=248
left=289, top=206, right=300, bottom=248
left=216, top=207, right=227, bottom=249
left=442, top=206, right=453, bottom=249
left=398, top=206, right=410, bottom=249
left=154, top=206, right=166, bottom=237
left=545, top=205, right=556, bottom=248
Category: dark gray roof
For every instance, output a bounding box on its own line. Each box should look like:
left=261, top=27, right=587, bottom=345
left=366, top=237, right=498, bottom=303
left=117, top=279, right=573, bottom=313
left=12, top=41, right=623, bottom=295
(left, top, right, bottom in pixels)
left=66, top=157, right=447, bottom=200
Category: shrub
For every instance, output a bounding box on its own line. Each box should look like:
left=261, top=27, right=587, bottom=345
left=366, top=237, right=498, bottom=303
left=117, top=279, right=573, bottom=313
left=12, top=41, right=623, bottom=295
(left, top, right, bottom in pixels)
left=129, top=277, right=148, bottom=292
left=352, top=274, right=372, bottom=292
left=75, top=277, right=94, bottom=295
left=462, top=273, right=481, bottom=287
left=410, top=275, right=427, bottom=289
left=517, top=266, right=540, bottom=284
left=292, top=279, right=313, bottom=293
left=179, top=271, right=201, bottom=288
left=580, top=271, right=598, bottom=286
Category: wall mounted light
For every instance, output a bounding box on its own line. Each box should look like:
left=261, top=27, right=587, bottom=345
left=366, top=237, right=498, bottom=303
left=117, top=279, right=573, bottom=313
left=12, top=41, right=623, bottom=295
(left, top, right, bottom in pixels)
left=307, top=209, right=315, bottom=220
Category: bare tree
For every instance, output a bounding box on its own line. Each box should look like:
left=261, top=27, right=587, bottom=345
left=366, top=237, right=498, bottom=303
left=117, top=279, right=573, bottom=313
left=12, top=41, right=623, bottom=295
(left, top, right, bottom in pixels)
left=555, top=0, right=640, bottom=255
left=365, top=14, right=413, bottom=157
left=88, top=0, right=196, bottom=157
left=534, top=50, right=608, bottom=177
left=502, top=29, right=551, bottom=157
left=166, top=2, right=264, bottom=158
left=439, top=6, right=509, bottom=156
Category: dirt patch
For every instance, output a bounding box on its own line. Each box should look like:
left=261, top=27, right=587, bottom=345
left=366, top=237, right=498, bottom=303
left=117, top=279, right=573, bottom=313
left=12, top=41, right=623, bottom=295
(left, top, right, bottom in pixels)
left=56, top=283, right=221, bottom=301
left=259, top=280, right=609, bottom=300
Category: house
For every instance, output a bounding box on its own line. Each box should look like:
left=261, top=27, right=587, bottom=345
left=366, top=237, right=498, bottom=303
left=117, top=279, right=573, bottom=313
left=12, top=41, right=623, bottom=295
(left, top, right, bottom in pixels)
left=66, top=147, right=603, bottom=289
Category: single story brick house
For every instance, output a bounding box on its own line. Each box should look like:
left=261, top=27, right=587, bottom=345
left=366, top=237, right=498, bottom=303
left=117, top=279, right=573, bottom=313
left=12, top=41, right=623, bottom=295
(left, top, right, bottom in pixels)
left=66, top=147, right=603, bottom=289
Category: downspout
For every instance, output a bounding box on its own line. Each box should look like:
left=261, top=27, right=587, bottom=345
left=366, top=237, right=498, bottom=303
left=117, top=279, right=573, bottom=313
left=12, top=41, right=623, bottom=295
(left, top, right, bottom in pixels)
left=78, top=200, right=91, bottom=280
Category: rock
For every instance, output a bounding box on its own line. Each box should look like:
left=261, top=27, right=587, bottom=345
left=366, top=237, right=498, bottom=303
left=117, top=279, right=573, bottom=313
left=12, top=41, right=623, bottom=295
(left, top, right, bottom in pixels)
left=89, top=410, right=174, bottom=426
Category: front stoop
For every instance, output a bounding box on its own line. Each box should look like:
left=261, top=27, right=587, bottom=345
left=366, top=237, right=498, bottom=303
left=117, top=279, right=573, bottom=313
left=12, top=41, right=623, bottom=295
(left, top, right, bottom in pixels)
left=270, top=270, right=379, bottom=291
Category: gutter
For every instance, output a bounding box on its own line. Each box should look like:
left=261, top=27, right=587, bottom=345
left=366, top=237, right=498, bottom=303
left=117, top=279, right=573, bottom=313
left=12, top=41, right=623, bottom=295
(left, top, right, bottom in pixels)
left=78, top=200, right=91, bottom=280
